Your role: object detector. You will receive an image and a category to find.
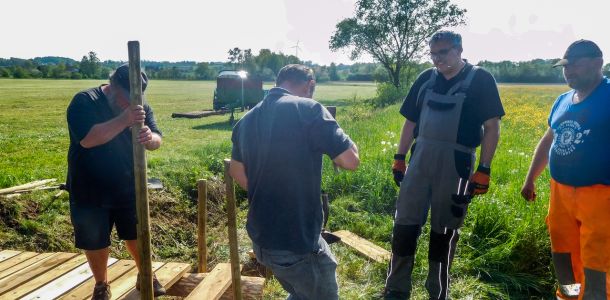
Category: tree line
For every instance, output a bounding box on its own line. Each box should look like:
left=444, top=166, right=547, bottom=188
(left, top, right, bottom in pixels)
left=2, top=51, right=610, bottom=84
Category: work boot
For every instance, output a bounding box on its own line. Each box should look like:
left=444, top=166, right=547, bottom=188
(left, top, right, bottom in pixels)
left=556, top=283, right=580, bottom=299
left=321, top=229, right=341, bottom=244
left=135, top=274, right=167, bottom=297
left=383, top=289, right=409, bottom=300
left=91, top=282, right=111, bottom=300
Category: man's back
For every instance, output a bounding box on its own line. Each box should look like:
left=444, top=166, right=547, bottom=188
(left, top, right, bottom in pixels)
left=231, top=87, right=353, bottom=253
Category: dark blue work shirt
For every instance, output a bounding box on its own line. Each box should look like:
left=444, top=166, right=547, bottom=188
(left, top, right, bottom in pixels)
left=66, top=86, right=161, bottom=208
left=231, top=87, right=353, bottom=253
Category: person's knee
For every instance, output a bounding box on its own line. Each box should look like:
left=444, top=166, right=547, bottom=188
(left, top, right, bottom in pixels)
left=429, top=229, right=459, bottom=263
left=392, top=224, right=421, bottom=257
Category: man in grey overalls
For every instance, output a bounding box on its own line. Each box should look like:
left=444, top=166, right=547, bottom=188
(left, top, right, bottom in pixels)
left=384, top=31, right=505, bottom=300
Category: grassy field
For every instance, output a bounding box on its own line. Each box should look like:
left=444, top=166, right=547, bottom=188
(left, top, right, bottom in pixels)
left=0, top=78, right=568, bottom=299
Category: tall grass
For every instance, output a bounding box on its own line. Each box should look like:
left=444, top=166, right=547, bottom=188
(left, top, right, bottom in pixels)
left=0, top=79, right=566, bottom=299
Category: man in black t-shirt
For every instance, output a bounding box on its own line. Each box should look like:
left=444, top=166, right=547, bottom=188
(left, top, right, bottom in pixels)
left=66, top=64, right=164, bottom=299
left=229, top=64, right=359, bottom=299
left=384, top=31, right=505, bottom=300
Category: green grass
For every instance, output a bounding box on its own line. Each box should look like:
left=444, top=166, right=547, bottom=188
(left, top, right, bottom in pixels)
left=0, top=78, right=567, bottom=299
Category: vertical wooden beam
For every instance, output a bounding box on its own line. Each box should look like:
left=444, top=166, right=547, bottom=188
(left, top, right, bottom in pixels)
left=127, top=40, right=153, bottom=300
left=197, top=179, right=208, bottom=273
left=224, top=159, right=243, bottom=300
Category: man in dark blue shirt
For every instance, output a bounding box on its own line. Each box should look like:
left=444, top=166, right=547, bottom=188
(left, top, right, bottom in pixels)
left=230, top=64, right=359, bottom=299
left=66, top=64, right=164, bottom=299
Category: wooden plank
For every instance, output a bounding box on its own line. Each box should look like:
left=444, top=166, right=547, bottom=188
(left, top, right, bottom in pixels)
left=2, top=254, right=87, bottom=299
left=23, top=257, right=118, bottom=300
left=333, top=230, right=390, bottom=263
left=171, top=110, right=227, bottom=118
left=224, top=159, right=243, bottom=300
left=0, top=252, right=38, bottom=271
left=185, top=263, right=232, bottom=300
left=197, top=179, right=208, bottom=273
left=0, top=250, right=21, bottom=262
left=220, top=276, right=266, bottom=300
left=54, top=258, right=127, bottom=300
left=107, top=261, right=164, bottom=300
left=165, top=273, right=207, bottom=297
left=0, top=179, right=56, bottom=195
left=118, top=262, right=190, bottom=300
left=0, top=252, right=54, bottom=280
left=0, top=252, right=76, bottom=295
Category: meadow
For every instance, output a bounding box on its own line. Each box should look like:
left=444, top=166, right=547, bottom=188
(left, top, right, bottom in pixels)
left=0, top=78, right=568, bottom=299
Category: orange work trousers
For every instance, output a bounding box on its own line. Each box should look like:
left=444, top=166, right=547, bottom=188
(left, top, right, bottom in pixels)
left=548, top=179, right=610, bottom=299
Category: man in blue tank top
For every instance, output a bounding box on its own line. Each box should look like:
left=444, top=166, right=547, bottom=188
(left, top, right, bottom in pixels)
left=522, top=40, right=610, bottom=299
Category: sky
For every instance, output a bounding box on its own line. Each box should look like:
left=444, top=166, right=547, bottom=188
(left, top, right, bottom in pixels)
left=1, top=0, right=607, bottom=65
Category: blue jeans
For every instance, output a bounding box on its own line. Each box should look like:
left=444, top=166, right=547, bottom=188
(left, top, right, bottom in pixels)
left=253, top=236, right=339, bottom=300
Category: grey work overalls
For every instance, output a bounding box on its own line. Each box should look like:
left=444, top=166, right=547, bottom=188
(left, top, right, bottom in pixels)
left=386, top=66, right=479, bottom=300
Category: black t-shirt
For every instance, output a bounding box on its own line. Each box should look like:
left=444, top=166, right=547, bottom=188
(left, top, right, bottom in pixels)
left=66, top=86, right=161, bottom=208
left=400, top=64, right=505, bottom=148
left=231, top=87, right=353, bottom=253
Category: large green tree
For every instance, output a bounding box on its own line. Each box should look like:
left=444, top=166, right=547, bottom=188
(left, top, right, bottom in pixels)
left=330, top=0, right=466, bottom=88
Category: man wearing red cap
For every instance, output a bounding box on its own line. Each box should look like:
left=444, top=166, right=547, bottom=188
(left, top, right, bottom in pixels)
left=522, top=40, right=610, bottom=299
left=66, top=64, right=165, bottom=299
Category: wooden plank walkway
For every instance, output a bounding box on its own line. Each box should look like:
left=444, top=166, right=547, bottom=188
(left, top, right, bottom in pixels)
left=0, top=249, right=190, bottom=300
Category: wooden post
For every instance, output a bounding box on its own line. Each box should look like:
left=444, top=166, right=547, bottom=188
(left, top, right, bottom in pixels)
left=197, top=179, right=208, bottom=273
left=224, top=159, right=243, bottom=300
left=128, top=41, right=153, bottom=300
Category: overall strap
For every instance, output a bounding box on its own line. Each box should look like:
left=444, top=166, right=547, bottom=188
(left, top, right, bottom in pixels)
left=446, top=66, right=479, bottom=95
left=416, top=68, right=437, bottom=109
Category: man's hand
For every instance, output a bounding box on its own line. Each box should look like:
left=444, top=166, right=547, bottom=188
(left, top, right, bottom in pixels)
left=138, top=126, right=153, bottom=144
left=468, top=165, right=490, bottom=195
left=120, top=105, right=146, bottom=127
left=520, top=180, right=537, bottom=201
left=392, top=154, right=407, bottom=186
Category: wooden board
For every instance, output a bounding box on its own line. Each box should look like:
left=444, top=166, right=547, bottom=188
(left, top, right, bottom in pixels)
left=0, top=250, right=21, bottom=262
left=118, top=261, right=191, bottom=300
left=107, top=261, right=164, bottom=299
left=0, top=252, right=76, bottom=296
left=220, top=276, right=266, bottom=300
left=0, top=252, right=55, bottom=280
left=171, top=110, right=228, bottom=118
left=24, top=257, right=118, bottom=300
left=333, top=230, right=390, bottom=263
left=2, top=254, right=87, bottom=299
left=0, top=251, right=39, bottom=272
left=55, top=258, right=130, bottom=300
left=185, top=263, right=233, bottom=300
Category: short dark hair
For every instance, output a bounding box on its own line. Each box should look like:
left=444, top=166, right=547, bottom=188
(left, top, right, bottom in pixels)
left=429, top=30, right=462, bottom=48
left=109, top=63, right=149, bottom=92
left=276, top=64, right=315, bottom=86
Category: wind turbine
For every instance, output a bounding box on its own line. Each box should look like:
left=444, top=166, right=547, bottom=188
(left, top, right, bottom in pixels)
left=291, top=40, right=302, bottom=59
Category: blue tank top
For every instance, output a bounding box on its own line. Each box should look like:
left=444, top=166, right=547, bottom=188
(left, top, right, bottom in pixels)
left=548, top=77, right=610, bottom=186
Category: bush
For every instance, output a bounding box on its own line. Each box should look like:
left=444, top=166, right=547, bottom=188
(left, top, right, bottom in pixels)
left=368, top=82, right=407, bottom=108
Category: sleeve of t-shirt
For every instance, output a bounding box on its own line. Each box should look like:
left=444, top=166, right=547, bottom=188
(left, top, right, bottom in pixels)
left=308, top=104, right=354, bottom=159
left=473, top=70, right=505, bottom=123
left=144, top=103, right=162, bottom=136
left=66, top=93, right=97, bottom=142
left=399, top=69, right=434, bottom=121
left=231, top=122, right=243, bottom=162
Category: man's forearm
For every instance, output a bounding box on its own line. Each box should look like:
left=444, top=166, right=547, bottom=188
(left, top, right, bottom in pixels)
left=80, top=115, right=128, bottom=148
left=525, top=129, right=553, bottom=183
left=479, top=118, right=500, bottom=166
left=397, top=120, right=416, bottom=155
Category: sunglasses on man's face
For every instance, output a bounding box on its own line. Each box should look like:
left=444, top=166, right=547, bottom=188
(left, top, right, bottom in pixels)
left=428, top=47, right=455, bottom=58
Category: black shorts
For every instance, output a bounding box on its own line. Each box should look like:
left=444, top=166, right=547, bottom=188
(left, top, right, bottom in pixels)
left=69, top=201, right=137, bottom=250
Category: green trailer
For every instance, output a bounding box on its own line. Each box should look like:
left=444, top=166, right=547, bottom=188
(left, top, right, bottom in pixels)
left=213, top=70, right=264, bottom=111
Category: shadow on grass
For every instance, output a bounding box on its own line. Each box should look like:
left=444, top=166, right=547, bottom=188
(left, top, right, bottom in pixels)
left=192, top=119, right=236, bottom=131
